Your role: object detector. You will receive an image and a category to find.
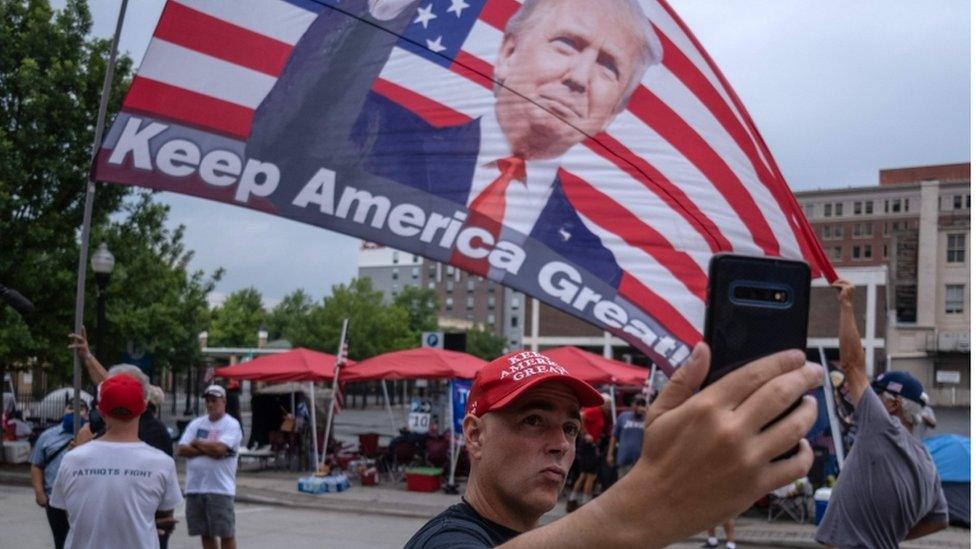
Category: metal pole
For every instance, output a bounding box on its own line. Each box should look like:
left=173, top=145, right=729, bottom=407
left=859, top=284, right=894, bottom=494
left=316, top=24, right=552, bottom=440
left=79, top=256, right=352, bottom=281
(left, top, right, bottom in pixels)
left=818, top=347, right=846, bottom=469
left=609, top=385, right=617, bottom=426
left=95, top=286, right=106, bottom=360
left=447, top=380, right=457, bottom=487
left=380, top=380, right=397, bottom=436
left=309, top=381, right=319, bottom=470
left=72, top=0, right=129, bottom=434
left=321, top=319, right=349, bottom=466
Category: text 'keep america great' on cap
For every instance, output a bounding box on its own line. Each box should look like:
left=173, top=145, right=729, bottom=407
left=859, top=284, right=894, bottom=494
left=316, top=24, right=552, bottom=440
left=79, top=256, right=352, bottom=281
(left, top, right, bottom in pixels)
left=466, top=350, right=604, bottom=417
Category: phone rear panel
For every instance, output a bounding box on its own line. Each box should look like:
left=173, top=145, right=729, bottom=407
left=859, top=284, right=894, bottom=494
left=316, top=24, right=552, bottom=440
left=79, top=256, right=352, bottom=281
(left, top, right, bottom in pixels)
left=703, top=255, right=811, bottom=386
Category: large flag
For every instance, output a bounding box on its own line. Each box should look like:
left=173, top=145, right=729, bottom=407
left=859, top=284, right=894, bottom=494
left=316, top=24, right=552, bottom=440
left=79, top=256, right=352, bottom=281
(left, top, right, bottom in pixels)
left=91, top=0, right=835, bottom=374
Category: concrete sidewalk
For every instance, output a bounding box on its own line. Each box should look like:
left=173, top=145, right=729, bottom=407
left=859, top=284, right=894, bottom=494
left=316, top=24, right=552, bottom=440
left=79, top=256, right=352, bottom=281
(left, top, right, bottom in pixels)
left=1, top=466, right=968, bottom=547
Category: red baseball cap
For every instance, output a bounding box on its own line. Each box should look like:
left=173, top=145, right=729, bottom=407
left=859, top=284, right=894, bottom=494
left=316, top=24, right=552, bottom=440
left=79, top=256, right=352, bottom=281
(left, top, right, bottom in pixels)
left=466, top=350, right=603, bottom=416
left=97, top=374, right=146, bottom=420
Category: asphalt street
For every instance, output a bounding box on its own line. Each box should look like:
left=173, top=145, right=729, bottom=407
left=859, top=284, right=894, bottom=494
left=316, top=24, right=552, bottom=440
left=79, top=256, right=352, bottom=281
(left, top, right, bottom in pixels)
left=1, top=484, right=784, bottom=548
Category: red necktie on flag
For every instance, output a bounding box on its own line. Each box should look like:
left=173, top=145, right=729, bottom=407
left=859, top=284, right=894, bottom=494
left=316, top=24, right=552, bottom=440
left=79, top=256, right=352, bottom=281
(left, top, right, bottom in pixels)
left=451, top=156, right=526, bottom=277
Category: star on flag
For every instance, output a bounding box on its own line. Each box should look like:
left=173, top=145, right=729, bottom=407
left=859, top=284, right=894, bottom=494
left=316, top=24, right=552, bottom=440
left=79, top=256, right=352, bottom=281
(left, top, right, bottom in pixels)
left=447, top=0, right=470, bottom=17
left=414, top=3, right=437, bottom=29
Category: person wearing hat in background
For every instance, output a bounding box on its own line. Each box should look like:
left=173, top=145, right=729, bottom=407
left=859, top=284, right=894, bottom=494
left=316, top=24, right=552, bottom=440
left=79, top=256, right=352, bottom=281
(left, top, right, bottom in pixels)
left=48, top=374, right=183, bottom=549
left=406, top=345, right=822, bottom=548
left=815, top=279, right=947, bottom=547
left=177, top=384, right=243, bottom=549
left=68, top=328, right=173, bottom=457
left=30, top=401, right=89, bottom=549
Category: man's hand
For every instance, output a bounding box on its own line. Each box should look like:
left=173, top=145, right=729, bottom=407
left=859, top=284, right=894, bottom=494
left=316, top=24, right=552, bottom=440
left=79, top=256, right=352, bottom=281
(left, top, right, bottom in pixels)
left=368, top=0, right=417, bottom=20
left=34, top=491, right=48, bottom=508
left=606, top=453, right=615, bottom=467
left=155, top=511, right=177, bottom=536
left=634, top=343, right=821, bottom=542
left=67, top=326, right=91, bottom=359
left=68, top=326, right=108, bottom=384
left=833, top=278, right=855, bottom=305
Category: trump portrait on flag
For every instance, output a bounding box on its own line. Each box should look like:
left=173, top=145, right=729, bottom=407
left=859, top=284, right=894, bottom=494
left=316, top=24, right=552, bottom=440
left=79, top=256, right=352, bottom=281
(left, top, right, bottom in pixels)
left=247, top=0, right=662, bottom=284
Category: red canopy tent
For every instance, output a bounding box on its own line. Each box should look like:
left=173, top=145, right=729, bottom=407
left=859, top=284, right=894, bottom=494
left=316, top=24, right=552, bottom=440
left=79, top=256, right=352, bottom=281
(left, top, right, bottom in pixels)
left=213, top=347, right=354, bottom=383
left=343, top=347, right=486, bottom=381
left=541, top=346, right=648, bottom=387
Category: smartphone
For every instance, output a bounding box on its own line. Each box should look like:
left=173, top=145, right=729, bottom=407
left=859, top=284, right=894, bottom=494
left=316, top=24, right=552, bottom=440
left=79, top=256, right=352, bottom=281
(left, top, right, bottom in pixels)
left=702, top=254, right=811, bottom=458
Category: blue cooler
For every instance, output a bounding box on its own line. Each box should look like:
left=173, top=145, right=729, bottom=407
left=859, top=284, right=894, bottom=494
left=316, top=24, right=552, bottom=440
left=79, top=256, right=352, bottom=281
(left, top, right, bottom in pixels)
left=814, top=487, right=832, bottom=524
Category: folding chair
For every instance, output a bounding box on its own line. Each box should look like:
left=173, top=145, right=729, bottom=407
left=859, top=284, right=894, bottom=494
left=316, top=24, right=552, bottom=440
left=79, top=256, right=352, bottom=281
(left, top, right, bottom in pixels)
left=768, top=478, right=813, bottom=523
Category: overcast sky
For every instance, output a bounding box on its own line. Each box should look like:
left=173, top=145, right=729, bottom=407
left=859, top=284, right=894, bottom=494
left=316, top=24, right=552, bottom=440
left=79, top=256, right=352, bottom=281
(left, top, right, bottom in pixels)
left=76, top=0, right=971, bottom=305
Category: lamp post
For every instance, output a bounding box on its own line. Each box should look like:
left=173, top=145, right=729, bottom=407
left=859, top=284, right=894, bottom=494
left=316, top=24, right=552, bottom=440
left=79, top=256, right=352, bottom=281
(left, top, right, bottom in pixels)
left=90, top=243, right=115, bottom=361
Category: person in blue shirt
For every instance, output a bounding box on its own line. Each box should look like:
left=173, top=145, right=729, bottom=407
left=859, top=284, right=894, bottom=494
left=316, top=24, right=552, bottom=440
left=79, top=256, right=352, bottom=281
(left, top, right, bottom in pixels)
left=607, top=395, right=645, bottom=478
left=30, top=402, right=88, bottom=549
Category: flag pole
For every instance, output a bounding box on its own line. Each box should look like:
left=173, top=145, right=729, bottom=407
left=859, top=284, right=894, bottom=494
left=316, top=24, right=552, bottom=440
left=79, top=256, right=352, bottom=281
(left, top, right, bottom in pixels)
left=72, top=0, right=130, bottom=434
left=818, top=347, right=846, bottom=470
left=322, top=318, right=349, bottom=467
left=380, top=380, right=398, bottom=436
left=309, top=381, right=318, bottom=469
left=445, top=379, right=458, bottom=493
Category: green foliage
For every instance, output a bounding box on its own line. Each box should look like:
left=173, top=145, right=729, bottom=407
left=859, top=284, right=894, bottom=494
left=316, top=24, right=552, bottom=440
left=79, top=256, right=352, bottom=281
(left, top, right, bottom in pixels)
left=0, top=0, right=136, bottom=375
left=93, top=193, right=220, bottom=372
left=465, top=324, right=506, bottom=360
left=265, top=289, right=315, bottom=346
left=305, top=278, right=415, bottom=360
left=208, top=288, right=266, bottom=347
left=392, top=285, right=439, bottom=335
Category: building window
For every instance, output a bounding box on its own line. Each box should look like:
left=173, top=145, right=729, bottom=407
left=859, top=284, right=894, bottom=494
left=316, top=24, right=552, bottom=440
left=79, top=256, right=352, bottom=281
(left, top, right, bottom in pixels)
left=945, top=285, right=965, bottom=314
left=412, top=255, right=420, bottom=263
left=467, top=279, right=475, bottom=292
left=834, top=203, right=843, bottom=216
left=953, top=195, right=963, bottom=209
left=947, top=234, right=966, bottom=263
left=832, top=246, right=842, bottom=260
left=466, top=297, right=474, bottom=310
left=903, top=198, right=909, bottom=211
left=511, top=297, right=520, bottom=310
left=863, top=245, right=872, bottom=259
left=428, top=264, right=436, bottom=277
left=411, top=266, right=420, bottom=279
left=487, top=314, right=496, bottom=324
left=392, top=268, right=399, bottom=280
left=882, top=244, right=888, bottom=259
left=853, top=223, right=861, bottom=237
left=884, top=199, right=889, bottom=213
left=803, top=204, right=814, bottom=217
left=824, top=203, right=832, bottom=217
left=487, top=296, right=496, bottom=309
left=427, top=281, right=435, bottom=289
left=852, top=245, right=861, bottom=260
left=821, top=225, right=831, bottom=240
left=445, top=297, right=454, bottom=311
left=392, top=251, right=399, bottom=264
left=833, top=225, right=842, bottom=239
left=865, top=201, right=873, bottom=214
left=446, top=265, right=455, bottom=275
left=446, top=280, right=454, bottom=292
left=853, top=201, right=862, bottom=215
left=968, top=194, right=971, bottom=208
left=511, top=316, right=519, bottom=328
left=892, top=200, right=901, bottom=213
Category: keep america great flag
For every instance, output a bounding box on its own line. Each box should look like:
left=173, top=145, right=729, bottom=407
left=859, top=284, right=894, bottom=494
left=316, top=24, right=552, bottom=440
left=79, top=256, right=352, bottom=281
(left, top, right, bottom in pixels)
left=91, top=0, right=836, bottom=374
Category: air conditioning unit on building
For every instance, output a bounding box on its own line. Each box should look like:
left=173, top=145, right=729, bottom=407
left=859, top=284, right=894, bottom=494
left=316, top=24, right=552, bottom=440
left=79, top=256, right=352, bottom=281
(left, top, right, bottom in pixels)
left=937, top=331, right=970, bottom=352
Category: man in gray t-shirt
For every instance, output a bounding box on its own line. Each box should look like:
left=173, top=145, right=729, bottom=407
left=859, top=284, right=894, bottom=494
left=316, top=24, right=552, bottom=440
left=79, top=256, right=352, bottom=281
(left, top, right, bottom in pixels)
left=815, top=280, right=947, bottom=548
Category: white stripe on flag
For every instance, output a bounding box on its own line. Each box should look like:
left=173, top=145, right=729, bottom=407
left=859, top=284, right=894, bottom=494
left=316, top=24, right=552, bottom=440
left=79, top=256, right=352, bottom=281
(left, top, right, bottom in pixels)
left=576, top=211, right=706, bottom=330
left=171, top=0, right=318, bottom=45
left=138, top=39, right=278, bottom=109
left=381, top=47, right=495, bottom=117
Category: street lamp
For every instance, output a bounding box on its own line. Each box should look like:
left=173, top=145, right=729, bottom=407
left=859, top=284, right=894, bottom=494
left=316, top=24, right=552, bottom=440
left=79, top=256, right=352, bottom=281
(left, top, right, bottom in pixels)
left=90, top=242, right=115, bottom=360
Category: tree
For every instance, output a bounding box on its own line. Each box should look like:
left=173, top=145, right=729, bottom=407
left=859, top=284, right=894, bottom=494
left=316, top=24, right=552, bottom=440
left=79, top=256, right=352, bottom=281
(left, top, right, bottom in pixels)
left=393, top=285, right=439, bottom=336
left=466, top=324, right=506, bottom=360
left=208, top=288, right=266, bottom=348
left=0, top=0, right=134, bottom=375
left=92, top=193, right=220, bottom=375
left=306, top=278, right=414, bottom=360
left=266, top=289, right=316, bottom=346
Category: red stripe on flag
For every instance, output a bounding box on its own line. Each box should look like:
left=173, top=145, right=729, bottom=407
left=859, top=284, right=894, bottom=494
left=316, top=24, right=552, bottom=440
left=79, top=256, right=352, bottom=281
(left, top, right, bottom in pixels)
left=451, top=51, right=495, bottom=90
left=618, top=272, right=702, bottom=346
left=478, top=0, right=520, bottom=30
left=584, top=133, right=729, bottom=253
left=154, top=2, right=293, bottom=77
left=559, top=170, right=708, bottom=301
left=122, top=77, right=253, bottom=140
left=628, top=87, right=780, bottom=256
left=371, top=78, right=473, bottom=127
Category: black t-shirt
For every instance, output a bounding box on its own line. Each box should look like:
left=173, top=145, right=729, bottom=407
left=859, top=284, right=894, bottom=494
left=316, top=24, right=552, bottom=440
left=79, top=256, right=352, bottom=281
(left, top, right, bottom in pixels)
left=404, top=500, right=520, bottom=549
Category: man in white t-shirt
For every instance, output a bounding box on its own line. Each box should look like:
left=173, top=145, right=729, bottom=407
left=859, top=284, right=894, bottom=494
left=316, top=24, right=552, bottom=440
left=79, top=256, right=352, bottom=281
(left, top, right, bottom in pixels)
left=49, top=373, right=183, bottom=549
left=177, top=385, right=243, bottom=549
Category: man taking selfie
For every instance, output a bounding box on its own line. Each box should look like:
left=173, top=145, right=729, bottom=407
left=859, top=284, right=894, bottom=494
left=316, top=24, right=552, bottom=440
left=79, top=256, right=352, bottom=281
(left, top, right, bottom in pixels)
left=406, top=346, right=821, bottom=548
